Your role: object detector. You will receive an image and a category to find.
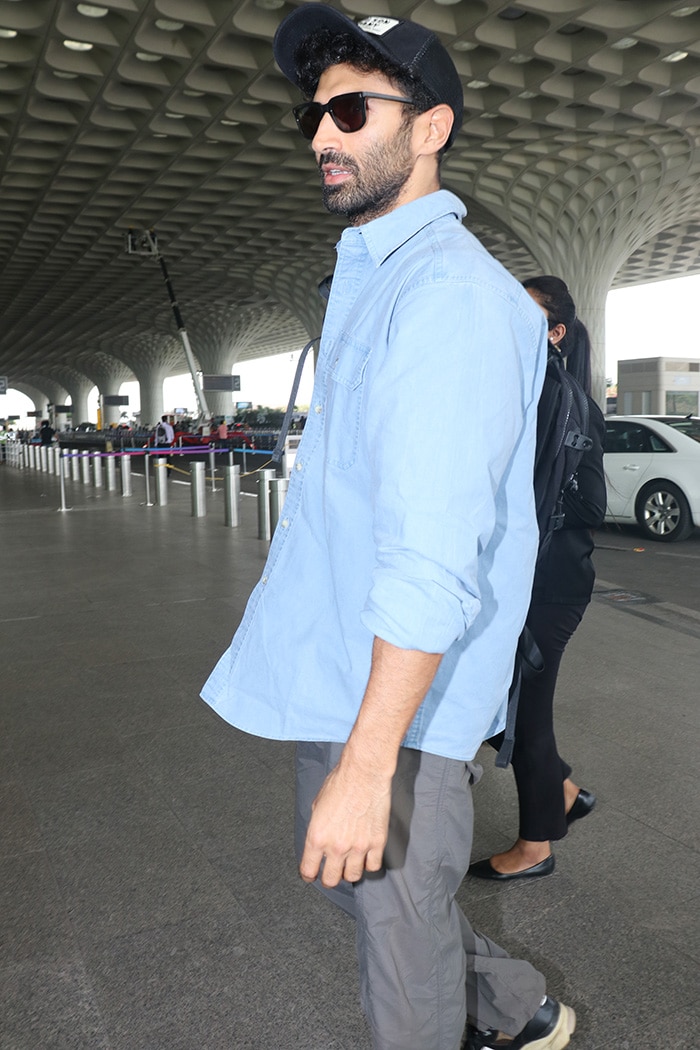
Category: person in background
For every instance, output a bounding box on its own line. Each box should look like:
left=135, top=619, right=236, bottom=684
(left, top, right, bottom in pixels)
left=39, top=420, right=55, bottom=446
left=154, top=414, right=174, bottom=446
left=202, top=9, right=576, bottom=1050
left=470, top=275, right=606, bottom=882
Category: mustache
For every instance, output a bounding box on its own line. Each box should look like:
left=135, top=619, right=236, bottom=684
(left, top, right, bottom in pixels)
left=318, top=151, right=359, bottom=175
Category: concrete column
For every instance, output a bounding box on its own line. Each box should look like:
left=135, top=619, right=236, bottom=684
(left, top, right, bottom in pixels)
left=64, top=376, right=94, bottom=428
left=135, top=364, right=168, bottom=431
left=98, top=387, right=122, bottom=428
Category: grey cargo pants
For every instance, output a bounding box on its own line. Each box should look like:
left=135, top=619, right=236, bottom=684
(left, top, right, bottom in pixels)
left=295, top=742, right=545, bottom=1050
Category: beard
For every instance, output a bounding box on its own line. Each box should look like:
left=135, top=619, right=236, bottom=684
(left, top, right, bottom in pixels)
left=319, top=121, right=415, bottom=224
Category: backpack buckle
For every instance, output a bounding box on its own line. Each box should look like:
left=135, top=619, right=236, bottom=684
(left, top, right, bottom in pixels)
left=565, top=429, right=592, bottom=451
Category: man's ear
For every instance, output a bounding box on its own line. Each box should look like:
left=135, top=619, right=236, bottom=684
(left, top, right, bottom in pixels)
left=415, top=103, right=453, bottom=155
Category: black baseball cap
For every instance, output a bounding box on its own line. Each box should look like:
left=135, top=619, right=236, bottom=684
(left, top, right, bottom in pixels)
left=273, top=5, right=463, bottom=148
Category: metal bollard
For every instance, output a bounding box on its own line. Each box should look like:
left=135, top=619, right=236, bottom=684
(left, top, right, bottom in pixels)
left=223, top=465, right=240, bottom=528
left=257, top=468, right=276, bottom=540
left=105, top=453, right=117, bottom=492
left=269, top=477, right=289, bottom=534
left=80, top=451, right=90, bottom=484
left=58, top=453, right=69, bottom=512
left=93, top=453, right=103, bottom=489
left=154, top=457, right=168, bottom=506
left=190, top=461, right=206, bottom=517
left=39, top=445, right=47, bottom=472
left=71, top=449, right=80, bottom=482
left=121, top=454, right=132, bottom=497
left=143, top=453, right=154, bottom=506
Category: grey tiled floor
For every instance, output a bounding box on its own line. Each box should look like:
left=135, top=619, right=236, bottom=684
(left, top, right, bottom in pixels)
left=1, top=462, right=698, bottom=1049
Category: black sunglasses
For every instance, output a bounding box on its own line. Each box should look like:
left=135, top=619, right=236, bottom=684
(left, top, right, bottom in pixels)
left=293, top=91, right=416, bottom=141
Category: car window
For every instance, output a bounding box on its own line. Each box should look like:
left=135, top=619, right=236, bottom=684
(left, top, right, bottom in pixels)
left=648, top=432, right=672, bottom=452
left=604, top=421, right=670, bottom=454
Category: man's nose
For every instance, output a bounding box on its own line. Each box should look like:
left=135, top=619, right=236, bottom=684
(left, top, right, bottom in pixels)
left=311, top=111, right=343, bottom=155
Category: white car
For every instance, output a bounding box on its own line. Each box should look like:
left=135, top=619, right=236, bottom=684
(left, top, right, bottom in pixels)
left=603, top=416, right=700, bottom=542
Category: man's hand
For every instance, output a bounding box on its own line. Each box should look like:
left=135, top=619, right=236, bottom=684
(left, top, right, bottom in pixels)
left=300, top=757, right=393, bottom=886
left=299, top=639, right=443, bottom=888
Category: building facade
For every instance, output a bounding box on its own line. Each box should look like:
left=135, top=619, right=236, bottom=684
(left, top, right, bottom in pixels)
left=616, top=358, right=700, bottom=416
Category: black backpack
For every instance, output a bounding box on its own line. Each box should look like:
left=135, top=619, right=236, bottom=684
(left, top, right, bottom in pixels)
left=495, top=348, right=593, bottom=768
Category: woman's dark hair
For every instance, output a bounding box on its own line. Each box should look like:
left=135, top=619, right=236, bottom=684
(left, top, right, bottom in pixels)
left=522, top=275, right=592, bottom=395
left=295, top=29, right=440, bottom=119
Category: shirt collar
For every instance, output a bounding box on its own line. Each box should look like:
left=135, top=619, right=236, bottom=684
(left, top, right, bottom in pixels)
left=341, top=190, right=467, bottom=267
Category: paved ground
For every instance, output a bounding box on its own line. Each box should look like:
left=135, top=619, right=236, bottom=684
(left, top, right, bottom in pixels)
left=1, top=459, right=698, bottom=1049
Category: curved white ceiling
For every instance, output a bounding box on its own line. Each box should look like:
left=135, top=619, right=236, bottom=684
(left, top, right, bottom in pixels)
left=2, top=0, right=700, bottom=394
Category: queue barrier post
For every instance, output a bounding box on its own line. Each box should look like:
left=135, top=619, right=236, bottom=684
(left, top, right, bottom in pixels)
left=269, top=477, right=289, bottom=535
left=154, top=456, right=168, bottom=506
left=223, top=465, right=240, bottom=528
left=257, top=468, right=276, bottom=541
left=121, top=453, right=132, bottom=497
left=190, top=461, right=206, bottom=518
left=40, top=445, right=47, bottom=472
left=71, top=449, right=80, bottom=482
left=209, top=448, right=217, bottom=494
left=105, top=453, right=117, bottom=492
left=80, top=450, right=91, bottom=485
left=58, top=453, right=69, bottom=512
left=143, top=452, right=154, bottom=507
left=93, top=453, right=103, bottom=489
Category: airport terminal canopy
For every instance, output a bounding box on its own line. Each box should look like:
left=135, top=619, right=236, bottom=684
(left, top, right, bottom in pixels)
left=2, top=0, right=700, bottom=419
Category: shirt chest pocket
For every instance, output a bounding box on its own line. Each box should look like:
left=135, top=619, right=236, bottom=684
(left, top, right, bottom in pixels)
left=325, top=335, right=372, bottom=470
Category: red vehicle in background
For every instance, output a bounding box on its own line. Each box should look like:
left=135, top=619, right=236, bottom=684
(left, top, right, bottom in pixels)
left=173, top=422, right=256, bottom=449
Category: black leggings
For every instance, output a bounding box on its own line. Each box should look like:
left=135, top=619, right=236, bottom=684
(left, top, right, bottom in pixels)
left=489, top=602, right=587, bottom=842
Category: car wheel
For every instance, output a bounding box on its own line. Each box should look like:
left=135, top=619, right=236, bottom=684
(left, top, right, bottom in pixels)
left=635, top=480, right=694, bottom=542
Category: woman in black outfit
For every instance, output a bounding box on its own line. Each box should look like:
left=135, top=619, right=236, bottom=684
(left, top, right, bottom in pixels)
left=470, top=275, right=607, bottom=880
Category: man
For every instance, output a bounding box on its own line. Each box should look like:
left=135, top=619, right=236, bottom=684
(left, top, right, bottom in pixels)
left=154, top=414, right=174, bottom=446
left=39, top=419, right=55, bottom=446
left=202, top=7, right=575, bottom=1049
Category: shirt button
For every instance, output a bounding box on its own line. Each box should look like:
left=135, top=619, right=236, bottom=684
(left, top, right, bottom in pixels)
left=314, top=404, right=322, bottom=414
left=281, top=518, right=289, bottom=529
left=262, top=575, right=269, bottom=584
left=294, top=461, right=303, bottom=471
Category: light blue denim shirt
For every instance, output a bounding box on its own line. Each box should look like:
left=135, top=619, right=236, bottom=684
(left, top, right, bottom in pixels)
left=202, top=190, right=547, bottom=761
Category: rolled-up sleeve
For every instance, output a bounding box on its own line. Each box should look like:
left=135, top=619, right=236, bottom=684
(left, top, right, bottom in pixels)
left=360, top=276, right=539, bottom=653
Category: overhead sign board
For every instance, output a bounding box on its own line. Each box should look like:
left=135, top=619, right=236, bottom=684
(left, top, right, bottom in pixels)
left=203, top=375, right=241, bottom=392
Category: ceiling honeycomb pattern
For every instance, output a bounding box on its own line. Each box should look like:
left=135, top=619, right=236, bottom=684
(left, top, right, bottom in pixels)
left=2, top=0, right=700, bottom=399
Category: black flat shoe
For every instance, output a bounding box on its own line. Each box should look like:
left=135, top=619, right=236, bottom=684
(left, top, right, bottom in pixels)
left=566, top=787, right=596, bottom=826
left=468, top=854, right=555, bottom=881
